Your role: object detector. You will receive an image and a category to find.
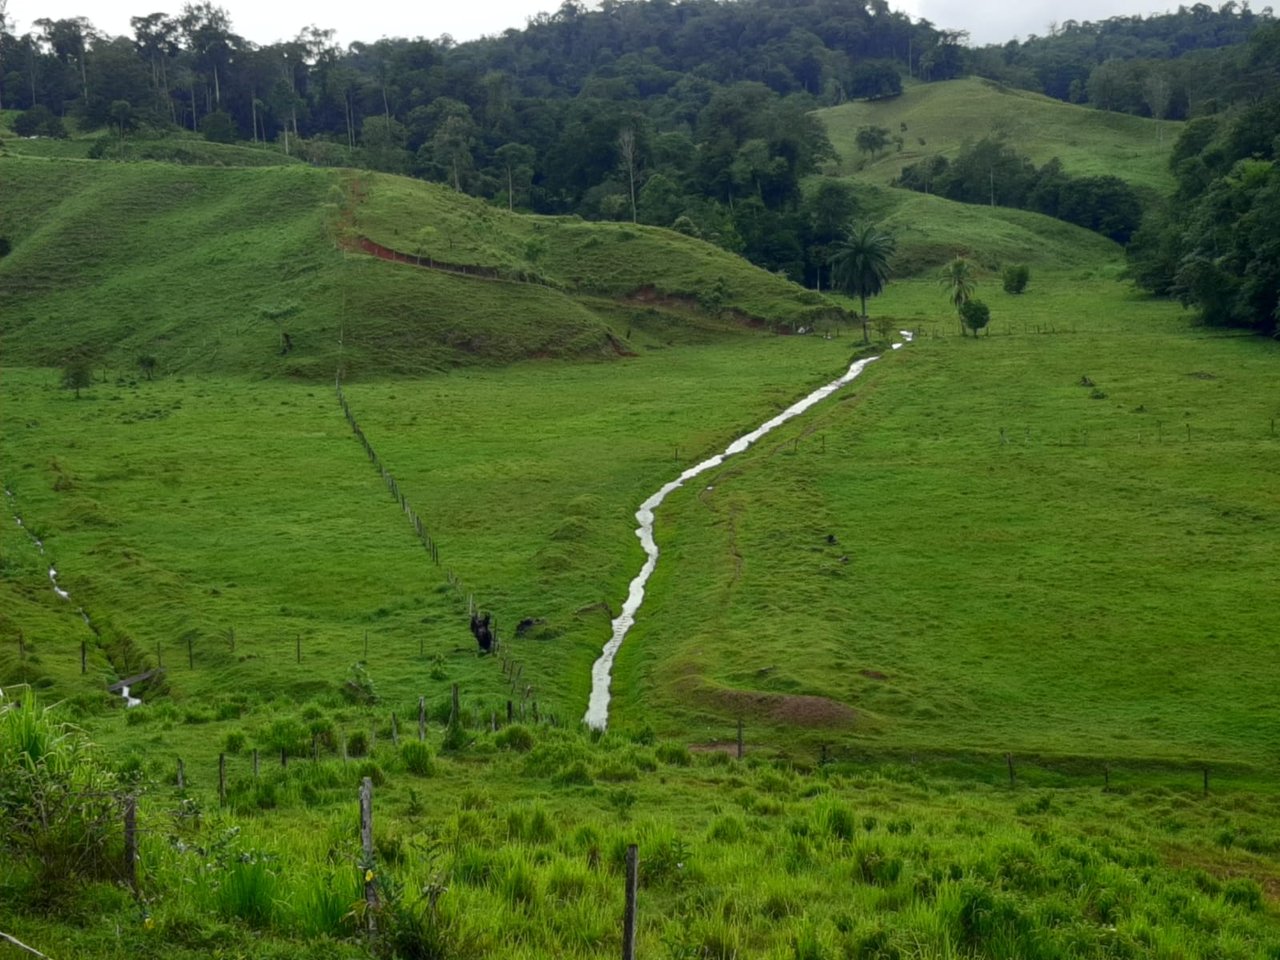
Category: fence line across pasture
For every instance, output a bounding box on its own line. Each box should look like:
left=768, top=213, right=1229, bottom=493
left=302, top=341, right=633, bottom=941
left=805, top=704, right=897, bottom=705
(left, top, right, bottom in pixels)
left=332, top=368, right=540, bottom=706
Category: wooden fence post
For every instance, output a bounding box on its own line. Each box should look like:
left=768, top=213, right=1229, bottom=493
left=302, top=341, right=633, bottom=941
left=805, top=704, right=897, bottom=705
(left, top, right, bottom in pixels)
left=1203, top=767, right=1209, bottom=797
left=736, top=718, right=744, bottom=760
left=418, top=697, right=426, bottom=741
left=312, top=733, right=319, bottom=762
left=451, top=683, right=460, bottom=726
left=252, top=749, right=259, bottom=780
left=177, top=757, right=185, bottom=789
left=1006, top=753, right=1016, bottom=788
left=123, top=795, right=138, bottom=891
left=622, top=843, right=639, bottom=960
left=281, top=747, right=288, bottom=769
left=1103, top=763, right=1110, bottom=791
left=360, top=777, right=378, bottom=930
left=391, top=713, right=398, bottom=746
left=81, top=639, right=86, bottom=674
left=218, top=753, right=226, bottom=806
left=296, top=634, right=301, bottom=664
left=507, top=700, right=513, bottom=724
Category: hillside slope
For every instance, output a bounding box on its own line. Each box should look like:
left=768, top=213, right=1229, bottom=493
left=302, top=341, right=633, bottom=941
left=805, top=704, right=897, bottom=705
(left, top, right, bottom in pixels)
left=0, top=159, right=837, bottom=379
left=819, top=77, right=1180, bottom=192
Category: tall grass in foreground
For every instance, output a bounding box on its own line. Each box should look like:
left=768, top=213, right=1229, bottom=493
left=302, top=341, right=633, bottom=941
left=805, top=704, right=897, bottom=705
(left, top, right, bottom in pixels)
left=3, top=712, right=1278, bottom=957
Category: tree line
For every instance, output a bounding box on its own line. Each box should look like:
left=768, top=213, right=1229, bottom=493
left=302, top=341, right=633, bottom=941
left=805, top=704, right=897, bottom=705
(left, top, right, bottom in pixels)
left=895, top=138, right=1144, bottom=243
left=0, top=0, right=962, bottom=284
left=1127, top=24, right=1280, bottom=334
left=968, top=3, right=1274, bottom=119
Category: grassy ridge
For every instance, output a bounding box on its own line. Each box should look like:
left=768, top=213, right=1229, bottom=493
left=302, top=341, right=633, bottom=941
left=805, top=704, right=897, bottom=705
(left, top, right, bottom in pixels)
left=0, top=159, right=840, bottom=379
left=819, top=77, right=1180, bottom=193
left=351, top=173, right=837, bottom=325
left=834, top=179, right=1123, bottom=274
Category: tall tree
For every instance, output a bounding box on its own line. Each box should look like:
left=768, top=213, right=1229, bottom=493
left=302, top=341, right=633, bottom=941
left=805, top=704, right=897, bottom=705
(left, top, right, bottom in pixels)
left=828, top=220, right=896, bottom=340
left=938, top=256, right=977, bottom=335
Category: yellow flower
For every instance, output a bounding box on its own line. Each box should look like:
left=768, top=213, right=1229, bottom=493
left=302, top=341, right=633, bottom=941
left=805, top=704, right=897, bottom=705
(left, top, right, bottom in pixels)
left=143, top=917, right=154, bottom=930
left=364, top=869, right=374, bottom=883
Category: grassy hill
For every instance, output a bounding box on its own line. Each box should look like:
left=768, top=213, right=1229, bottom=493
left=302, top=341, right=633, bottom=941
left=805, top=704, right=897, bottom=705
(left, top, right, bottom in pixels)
left=0, top=158, right=836, bottom=379
left=818, top=77, right=1180, bottom=193
left=826, top=178, right=1123, bottom=274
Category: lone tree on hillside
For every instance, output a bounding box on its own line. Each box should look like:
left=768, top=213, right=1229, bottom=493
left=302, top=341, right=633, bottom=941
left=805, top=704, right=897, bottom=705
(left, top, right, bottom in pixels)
left=829, top=220, right=896, bottom=342
left=938, top=256, right=977, bottom=335
left=854, top=125, right=891, bottom=158
left=62, top=358, right=92, bottom=399
left=1002, top=264, right=1030, bottom=294
left=960, top=299, right=991, bottom=336
left=137, top=355, right=157, bottom=380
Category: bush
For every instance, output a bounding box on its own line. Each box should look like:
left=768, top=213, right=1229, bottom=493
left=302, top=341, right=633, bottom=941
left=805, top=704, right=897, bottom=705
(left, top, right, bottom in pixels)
left=494, top=724, right=535, bottom=752
left=655, top=741, right=692, bottom=766
left=1002, top=264, right=1030, bottom=294
left=960, top=299, right=991, bottom=336
left=0, top=697, right=122, bottom=893
left=346, top=731, right=368, bottom=757
left=200, top=110, right=237, bottom=143
left=12, top=105, right=67, bottom=139
left=400, top=741, right=436, bottom=777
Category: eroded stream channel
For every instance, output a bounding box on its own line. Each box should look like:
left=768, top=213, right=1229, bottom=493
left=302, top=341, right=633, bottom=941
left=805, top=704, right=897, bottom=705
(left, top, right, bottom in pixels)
left=583, top=334, right=911, bottom=729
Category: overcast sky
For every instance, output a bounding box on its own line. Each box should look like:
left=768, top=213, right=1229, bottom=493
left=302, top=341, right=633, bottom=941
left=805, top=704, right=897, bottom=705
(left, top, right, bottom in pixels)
left=7, top=0, right=1175, bottom=51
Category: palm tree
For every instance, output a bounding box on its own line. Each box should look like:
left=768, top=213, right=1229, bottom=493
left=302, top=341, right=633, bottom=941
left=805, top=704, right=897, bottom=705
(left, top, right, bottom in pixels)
left=938, top=256, right=977, bottom=335
left=829, top=220, right=896, bottom=342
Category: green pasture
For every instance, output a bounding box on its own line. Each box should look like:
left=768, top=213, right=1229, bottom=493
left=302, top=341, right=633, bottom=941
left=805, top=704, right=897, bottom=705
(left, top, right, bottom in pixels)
left=607, top=273, right=1280, bottom=772
left=819, top=77, right=1180, bottom=193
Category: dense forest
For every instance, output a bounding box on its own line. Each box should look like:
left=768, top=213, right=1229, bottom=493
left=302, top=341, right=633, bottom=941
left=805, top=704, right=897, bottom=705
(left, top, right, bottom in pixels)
left=1127, top=22, right=1280, bottom=333
left=0, top=0, right=1277, bottom=329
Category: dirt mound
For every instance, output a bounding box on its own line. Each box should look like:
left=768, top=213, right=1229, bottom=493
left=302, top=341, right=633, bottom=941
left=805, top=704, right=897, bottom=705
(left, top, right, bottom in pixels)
left=708, top=687, right=856, bottom=729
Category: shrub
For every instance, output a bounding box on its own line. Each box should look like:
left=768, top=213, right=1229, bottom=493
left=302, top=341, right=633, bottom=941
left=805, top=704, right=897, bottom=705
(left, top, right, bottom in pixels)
left=960, top=299, right=991, bottom=336
left=655, top=741, right=691, bottom=766
left=345, top=730, right=368, bottom=757
left=551, top=760, right=593, bottom=786
left=12, top=105, right=67, bottom=138
left=400, top=741, right=436, bottom=777
left=224, top=731, right=247, bottom=754
left=216, top=858, right=278, bottom=927
left=200, top=110, right=237, bottom=143
left=494, top=724, right=535, bottom=752
left=1223, top=877, right=1264, bottom=912
left=0, top=696, right=122, bottom=893
left=356, top=761, right=385, bottom=787
left=1002, top=264, right=1030, bottom=294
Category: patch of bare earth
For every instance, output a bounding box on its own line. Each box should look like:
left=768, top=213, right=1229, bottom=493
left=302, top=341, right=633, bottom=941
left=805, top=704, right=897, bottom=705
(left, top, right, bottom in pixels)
left=708, top=687, right=856, bottom=729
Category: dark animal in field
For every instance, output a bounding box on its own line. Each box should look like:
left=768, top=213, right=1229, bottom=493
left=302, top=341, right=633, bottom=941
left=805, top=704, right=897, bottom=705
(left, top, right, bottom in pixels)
left=516, top=617, right=545, bottom=636
left=470, top=612, right=494, bottom=653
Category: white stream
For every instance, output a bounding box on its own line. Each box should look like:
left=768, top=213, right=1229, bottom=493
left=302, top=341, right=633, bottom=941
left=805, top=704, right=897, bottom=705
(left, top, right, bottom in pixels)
left=583, top=333, right=913, bottom=729
left=6, top=488, right=133, bottom=704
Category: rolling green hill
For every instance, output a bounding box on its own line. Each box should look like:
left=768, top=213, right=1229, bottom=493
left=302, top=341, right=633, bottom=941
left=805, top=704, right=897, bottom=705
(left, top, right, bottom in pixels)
left=0, top=158, right=838, bottom=379
left=827, top=178, right=1123, bottom=275
left=819, top=77, right=1180, bottom=193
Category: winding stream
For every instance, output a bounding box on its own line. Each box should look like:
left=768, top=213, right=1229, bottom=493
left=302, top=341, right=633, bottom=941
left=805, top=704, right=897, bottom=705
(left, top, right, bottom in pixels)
left=5, top=488, right=136, bottom=706
left=583, top=334, right=912, bottom=729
